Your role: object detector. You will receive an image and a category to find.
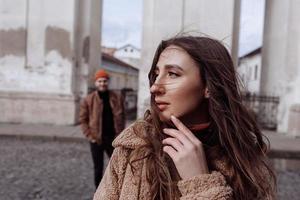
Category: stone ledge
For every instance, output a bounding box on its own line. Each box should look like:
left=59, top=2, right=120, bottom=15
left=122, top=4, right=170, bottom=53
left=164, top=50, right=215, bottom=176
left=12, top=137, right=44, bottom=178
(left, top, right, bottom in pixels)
left=0, top=134, right=86, bottom=143
left=268, top=150, right=300, bottom=159
left=0, top=93, right=80, bottom=125
left=0, top=91, right=80, bottom=101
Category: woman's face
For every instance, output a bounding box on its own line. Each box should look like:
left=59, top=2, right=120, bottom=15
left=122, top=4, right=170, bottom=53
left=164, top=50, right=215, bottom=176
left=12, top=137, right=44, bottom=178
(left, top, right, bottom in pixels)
left=150, top=45, right=208, bottom=124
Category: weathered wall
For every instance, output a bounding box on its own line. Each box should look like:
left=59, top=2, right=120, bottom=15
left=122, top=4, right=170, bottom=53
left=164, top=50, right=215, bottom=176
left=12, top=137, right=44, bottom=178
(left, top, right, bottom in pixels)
left=0, top=0, right=102, bottom=124
left=0, top=0, right=75, bottom=94
left=138, top=0, right=240, bottom=117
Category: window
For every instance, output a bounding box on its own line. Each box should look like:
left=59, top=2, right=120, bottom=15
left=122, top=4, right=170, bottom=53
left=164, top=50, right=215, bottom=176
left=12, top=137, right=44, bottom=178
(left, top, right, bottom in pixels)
left=254, top=65, right=258, bottom=80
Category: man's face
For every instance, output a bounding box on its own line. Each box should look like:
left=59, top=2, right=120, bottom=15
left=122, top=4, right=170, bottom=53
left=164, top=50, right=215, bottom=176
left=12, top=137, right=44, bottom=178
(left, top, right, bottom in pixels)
left=95, top=77, right=109, bottom=92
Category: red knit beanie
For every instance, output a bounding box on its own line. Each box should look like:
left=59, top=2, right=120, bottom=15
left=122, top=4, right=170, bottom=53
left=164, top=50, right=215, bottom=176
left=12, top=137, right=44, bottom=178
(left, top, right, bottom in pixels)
left=94, top=69, right=109, bottom=80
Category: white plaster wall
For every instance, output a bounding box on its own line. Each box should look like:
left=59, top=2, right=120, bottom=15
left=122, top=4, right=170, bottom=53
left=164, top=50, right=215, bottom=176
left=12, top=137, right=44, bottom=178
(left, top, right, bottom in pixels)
left=261, top=0, right=300, bottom=133
left=0, top=0, right=76, bottom=95
left=139, top=0, right=238, bottom=117
left=0, top=0, right=27, bottom=91
left=183, top=0, right=235, bottom=49
left=0, top=0, right=27, bottom=29
left=0, top=54, right=72, bottom=93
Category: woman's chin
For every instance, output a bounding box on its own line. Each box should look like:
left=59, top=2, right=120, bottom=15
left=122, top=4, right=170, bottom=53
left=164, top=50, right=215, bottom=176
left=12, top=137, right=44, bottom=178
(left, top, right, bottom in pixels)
left=158, top=111, right=178, bottom=122
left=158, top=116, right=167, bottom=122
left=158, top=112, right=170, bottom=122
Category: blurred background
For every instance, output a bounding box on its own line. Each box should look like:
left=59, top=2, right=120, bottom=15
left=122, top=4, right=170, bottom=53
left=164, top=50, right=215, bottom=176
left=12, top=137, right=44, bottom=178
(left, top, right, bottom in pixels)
left=1, top=0, right=299, bottom=199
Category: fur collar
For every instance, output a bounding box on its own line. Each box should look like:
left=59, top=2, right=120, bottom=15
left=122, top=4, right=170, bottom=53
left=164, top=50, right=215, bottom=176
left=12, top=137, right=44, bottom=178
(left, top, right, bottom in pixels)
left=112, top=119, right=228, bottom=174
left=112, top=119, right=150, bottom=149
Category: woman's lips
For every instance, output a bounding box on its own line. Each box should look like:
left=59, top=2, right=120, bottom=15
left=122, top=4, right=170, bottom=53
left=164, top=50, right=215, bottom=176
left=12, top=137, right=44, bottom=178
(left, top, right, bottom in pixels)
left=156, top=103, right=169, bottom=111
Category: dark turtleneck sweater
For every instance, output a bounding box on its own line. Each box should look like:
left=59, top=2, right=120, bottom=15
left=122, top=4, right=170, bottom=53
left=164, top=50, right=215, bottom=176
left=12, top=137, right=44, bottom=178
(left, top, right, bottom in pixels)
left=98, top=91, right=115, bottom=142
left=189, top=123, right=223, bottom=171
left=189, top=123, right=219, bottom=147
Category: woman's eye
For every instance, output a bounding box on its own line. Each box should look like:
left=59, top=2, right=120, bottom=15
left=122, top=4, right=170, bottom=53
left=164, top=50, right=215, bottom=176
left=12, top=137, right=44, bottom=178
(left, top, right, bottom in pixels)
left=168, top=72, right=179, bottom=78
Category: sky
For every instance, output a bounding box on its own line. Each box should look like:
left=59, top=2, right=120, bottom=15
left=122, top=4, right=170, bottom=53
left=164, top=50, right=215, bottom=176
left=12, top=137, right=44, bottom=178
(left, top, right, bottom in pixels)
left=101, top=0, right=265, bottom=57
left=101, top=0, right=142, bottom=48
left=238, top=0, right=265, bottom=57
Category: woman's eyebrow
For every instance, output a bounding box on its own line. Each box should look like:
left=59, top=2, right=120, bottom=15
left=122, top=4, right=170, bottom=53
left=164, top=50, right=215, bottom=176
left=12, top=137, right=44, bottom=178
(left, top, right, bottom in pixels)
left=165, top=64, right=184, bottom=71
left=155, top=64, right=184, bottom=72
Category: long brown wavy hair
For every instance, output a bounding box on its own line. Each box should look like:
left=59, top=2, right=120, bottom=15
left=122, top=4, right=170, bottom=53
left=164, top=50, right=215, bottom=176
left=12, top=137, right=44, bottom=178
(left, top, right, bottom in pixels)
left=129, top=36, right=276, bottom=199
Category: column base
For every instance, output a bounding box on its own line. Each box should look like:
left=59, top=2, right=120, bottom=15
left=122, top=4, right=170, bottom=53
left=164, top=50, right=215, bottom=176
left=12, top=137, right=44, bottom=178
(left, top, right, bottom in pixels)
left=0, top=92, right=80, bottom=125
left=288, top=104, right=300, bottom=137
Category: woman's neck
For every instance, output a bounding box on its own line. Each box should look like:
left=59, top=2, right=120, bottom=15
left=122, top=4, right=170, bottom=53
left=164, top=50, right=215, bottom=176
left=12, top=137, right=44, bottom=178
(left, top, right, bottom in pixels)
left=182, top=99, right=210, bottom=126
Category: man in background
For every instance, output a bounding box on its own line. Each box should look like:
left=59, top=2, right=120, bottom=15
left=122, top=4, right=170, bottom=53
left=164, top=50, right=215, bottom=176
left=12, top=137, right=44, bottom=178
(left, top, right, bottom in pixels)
left=79, top=69, right=125, bottom=188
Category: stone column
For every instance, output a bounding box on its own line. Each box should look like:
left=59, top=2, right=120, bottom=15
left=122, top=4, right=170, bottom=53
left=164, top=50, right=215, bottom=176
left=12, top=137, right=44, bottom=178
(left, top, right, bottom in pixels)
left=261, top=0, right=300, bottom=135
left=138, top=0, right=240, bottom=117
left=73, top=0, right=102, bottom=98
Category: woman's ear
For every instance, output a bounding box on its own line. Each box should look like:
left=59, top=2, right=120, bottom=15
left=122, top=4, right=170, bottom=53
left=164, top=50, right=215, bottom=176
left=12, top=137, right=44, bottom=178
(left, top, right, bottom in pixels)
left=204, top=87, right=210, bottom=98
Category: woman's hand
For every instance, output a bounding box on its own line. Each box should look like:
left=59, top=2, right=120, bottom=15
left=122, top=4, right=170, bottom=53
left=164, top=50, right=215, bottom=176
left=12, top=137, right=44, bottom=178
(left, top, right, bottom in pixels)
left=162, top=115, right=209, bottom=180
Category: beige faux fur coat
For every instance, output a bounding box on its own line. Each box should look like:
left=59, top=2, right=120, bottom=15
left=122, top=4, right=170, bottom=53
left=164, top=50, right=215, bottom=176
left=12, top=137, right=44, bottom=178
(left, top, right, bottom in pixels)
left=93, top=119, right=236, bottom=200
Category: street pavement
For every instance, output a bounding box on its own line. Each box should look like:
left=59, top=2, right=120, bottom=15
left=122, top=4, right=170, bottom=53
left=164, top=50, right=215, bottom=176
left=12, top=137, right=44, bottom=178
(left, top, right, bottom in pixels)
left=0, top=121, right=300, bottom=159
left=0, top=136, right=299, bottom=200
left=0, top=137, right=94, bottom=200
left=0, top=121, right=300, bottom=200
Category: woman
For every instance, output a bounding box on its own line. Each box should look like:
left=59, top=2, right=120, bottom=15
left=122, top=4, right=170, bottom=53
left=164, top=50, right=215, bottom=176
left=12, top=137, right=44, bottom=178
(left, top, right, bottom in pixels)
left=94, top=36, right=276, bottom=200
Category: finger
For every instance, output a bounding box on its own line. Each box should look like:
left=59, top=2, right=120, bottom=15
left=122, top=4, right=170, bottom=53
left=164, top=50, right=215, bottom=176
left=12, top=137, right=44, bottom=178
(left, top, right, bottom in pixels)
left=162, top=138, right=184, bottom=151
left=171, top=115, right=199, bottom=142
left=163, top=128, right=191, bottom=146
left=170, top=115, right=191, bottom=133
left=163, top=146, right=177, bottom=161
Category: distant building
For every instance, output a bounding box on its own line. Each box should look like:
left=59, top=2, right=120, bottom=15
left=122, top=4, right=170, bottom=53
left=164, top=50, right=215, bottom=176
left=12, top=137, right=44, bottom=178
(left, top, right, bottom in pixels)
left=114, top=44, right=141, bottom=68
left=237, top=48, right=281, bottom=130
left=99, top=52, right=139, bottom=92
left=101, top=46, right=117, bottom=56
left=98, top=53, right=139, bottom=118
left=237, top=48, right=261, bottom=94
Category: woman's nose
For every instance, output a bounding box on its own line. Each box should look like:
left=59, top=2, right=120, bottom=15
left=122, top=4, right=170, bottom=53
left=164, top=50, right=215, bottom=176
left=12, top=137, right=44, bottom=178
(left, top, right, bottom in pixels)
left=150, top=83, right=166, bottom=95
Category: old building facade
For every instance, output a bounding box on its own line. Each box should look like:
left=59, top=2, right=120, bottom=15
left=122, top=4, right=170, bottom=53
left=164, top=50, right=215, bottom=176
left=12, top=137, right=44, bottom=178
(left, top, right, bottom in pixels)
left=238, top=48, right=262, bottom=94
